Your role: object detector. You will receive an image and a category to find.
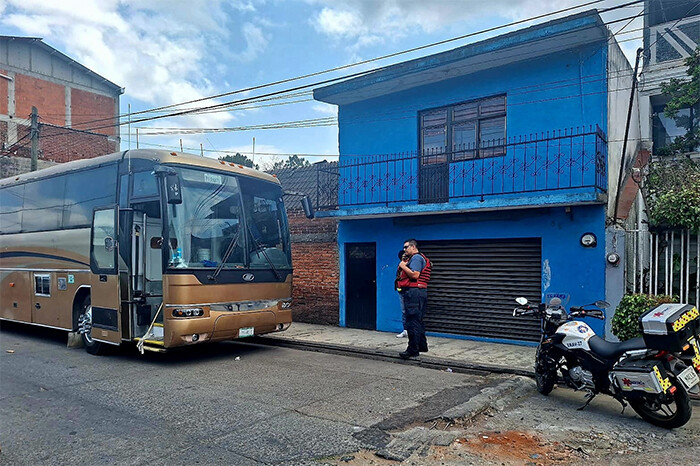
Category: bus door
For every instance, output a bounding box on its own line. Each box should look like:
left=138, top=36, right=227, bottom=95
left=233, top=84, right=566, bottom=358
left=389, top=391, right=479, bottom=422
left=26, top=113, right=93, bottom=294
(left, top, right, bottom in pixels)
left=130, top=200, right=164, bottom=340
left=89, top=206, right=122, bottom=345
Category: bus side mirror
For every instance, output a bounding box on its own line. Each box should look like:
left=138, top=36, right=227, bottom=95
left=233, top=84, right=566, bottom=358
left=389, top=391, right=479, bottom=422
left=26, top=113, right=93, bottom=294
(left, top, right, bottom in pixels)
left=165, top=174, right=182, bottom=204
left=301, top=196, right=314, bottom=219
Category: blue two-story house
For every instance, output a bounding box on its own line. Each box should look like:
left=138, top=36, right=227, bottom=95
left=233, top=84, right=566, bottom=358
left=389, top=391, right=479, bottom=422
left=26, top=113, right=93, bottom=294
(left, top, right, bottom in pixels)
left=312, top=10, right=640, bottom=344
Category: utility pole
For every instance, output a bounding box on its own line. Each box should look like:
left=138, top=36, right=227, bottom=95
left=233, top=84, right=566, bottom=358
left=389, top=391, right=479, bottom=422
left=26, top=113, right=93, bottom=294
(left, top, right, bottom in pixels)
left=30, top=106, right=38, bottom=171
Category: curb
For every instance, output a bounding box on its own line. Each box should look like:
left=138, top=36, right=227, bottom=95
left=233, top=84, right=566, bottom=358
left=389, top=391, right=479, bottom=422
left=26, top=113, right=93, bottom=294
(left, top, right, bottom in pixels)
left=252, top=336, right=535, bottom=378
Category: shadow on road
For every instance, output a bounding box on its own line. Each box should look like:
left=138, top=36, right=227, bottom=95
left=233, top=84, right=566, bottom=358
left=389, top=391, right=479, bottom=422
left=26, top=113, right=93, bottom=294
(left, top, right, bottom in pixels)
left=1, top=320, right=277, bottom=366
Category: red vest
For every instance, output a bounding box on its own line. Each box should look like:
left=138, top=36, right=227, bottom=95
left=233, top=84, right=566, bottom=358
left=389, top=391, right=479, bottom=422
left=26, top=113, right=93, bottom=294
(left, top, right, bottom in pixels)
left=407, top=253, right=431, bottom=288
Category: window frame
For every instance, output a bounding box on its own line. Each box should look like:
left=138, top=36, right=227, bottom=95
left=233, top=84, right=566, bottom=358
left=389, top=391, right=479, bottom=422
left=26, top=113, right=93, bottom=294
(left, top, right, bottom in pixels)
left=34, top=273, right=51, bottom=297
left=419, top=94, right=507, bottom=164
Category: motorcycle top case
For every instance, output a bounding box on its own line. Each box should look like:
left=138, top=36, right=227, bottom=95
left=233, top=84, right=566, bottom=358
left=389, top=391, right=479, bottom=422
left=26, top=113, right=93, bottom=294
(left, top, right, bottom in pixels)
left=639, top=304, right=700, bottom=352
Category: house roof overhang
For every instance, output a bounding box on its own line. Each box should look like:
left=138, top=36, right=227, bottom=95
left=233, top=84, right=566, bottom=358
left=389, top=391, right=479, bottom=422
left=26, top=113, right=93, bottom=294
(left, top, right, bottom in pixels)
left=314, top=10, right=608, bottom=106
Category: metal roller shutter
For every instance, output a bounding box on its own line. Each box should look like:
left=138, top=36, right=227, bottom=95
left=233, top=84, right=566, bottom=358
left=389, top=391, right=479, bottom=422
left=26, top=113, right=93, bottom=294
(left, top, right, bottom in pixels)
left=420, top=238, right=542, bottom=342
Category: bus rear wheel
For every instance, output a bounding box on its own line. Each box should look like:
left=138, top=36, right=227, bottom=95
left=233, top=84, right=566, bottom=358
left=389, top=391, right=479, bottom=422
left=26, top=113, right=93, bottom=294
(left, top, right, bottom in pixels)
left=78, top=296, right=106, bottom=355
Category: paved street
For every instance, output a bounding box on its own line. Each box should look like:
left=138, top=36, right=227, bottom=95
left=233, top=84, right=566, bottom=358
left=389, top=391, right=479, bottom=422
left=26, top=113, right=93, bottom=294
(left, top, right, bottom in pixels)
left=2, top=322, right=699, bottom=465
left=0, top=323, right=502, bottom=465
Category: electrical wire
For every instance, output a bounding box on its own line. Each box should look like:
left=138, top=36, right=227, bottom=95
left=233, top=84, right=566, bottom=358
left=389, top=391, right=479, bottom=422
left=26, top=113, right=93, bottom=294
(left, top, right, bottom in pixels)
left=64, top=0, right=614, bottom=130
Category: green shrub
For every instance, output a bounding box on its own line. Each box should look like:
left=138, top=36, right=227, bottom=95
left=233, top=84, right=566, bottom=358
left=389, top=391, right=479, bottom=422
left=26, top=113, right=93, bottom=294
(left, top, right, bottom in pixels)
left=611, top=294, right=676, bottom=341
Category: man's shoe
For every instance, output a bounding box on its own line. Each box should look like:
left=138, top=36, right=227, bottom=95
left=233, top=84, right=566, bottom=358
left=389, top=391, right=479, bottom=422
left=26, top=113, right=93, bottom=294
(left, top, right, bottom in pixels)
left=399, top=351, right=419, bottom=359
left=396, top=330, right=407, bottom=338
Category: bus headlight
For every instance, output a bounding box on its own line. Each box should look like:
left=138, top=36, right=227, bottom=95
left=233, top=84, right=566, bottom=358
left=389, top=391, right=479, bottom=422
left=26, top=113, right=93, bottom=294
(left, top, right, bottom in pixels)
left=172, top=308, right=204, bottom=318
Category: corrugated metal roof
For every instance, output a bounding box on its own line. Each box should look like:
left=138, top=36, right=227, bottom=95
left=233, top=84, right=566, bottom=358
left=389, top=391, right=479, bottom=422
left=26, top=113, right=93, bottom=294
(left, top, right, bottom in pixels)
left=268, top=160, right=337, bottom=209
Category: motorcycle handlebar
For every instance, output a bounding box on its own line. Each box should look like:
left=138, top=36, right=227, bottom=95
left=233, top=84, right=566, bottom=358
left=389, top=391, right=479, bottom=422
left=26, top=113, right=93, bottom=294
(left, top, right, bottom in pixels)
left=513, top=303, right=605, bottom=320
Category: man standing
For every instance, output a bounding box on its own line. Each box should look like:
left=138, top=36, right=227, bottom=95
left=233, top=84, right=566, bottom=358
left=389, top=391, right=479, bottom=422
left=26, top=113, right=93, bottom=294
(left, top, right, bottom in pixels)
left=398, top=239, right=431, bottom=359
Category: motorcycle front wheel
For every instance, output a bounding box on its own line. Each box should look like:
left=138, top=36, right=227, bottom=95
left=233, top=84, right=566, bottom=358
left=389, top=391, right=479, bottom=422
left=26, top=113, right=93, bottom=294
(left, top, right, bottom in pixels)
left=628, top=376, right=692, bottom=429
left=534, top=346, right=557, bottom=395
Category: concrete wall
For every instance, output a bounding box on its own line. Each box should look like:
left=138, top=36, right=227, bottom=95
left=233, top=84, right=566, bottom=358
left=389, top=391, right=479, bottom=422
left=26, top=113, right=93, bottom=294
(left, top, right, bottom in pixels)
left=606, top=39, right=640, bottom=218
left=338, top=204, right=608, bottom=338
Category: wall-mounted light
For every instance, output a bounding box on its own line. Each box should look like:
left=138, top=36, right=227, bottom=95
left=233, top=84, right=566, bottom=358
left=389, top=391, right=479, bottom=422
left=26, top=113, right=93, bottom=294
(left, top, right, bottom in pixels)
left=580, top=232, right=597, bottom=248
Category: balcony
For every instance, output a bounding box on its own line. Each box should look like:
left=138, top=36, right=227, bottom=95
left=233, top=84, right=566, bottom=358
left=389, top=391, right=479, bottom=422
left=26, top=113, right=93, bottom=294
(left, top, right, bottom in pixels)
left=315, top=126, right=607, bottom=217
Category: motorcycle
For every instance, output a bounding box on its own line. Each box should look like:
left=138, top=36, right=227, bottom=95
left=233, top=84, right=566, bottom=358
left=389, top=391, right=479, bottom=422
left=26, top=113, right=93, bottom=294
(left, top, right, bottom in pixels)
left=513, top=296, right=700, bottom=428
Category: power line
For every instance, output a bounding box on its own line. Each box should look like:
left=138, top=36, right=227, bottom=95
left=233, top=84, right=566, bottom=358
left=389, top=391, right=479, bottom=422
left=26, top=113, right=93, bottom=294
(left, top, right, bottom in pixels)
left=70, top=11, right=644, bottom=137
left=66, top=0, right=623, bottom=131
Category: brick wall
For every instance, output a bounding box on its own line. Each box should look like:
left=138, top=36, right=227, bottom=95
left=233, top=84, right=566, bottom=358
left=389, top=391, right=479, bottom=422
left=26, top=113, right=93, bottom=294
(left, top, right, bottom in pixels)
left=0, top=121, right=116, bottom=169
left=287, top=210, right=340, bottom=325
left=71, top=88, right=116, bottom=137
left=14, top=73, right=65, bottom=126
left=38, top=123, right=116, bottom=163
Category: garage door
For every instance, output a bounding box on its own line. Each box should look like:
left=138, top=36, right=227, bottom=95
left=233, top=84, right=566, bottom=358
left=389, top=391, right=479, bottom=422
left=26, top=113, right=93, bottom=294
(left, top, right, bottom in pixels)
left=420, top=238, right=541, bottom=342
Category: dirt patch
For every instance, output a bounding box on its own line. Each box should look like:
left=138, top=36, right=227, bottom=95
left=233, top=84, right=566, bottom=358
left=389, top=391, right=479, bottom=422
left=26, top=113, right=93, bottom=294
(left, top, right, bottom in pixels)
left=454, top=430, right=580, bottom=465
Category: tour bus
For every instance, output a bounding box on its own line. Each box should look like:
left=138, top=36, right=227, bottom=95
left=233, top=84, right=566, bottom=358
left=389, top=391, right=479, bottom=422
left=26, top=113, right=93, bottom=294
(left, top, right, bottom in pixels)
left=0, top=149, right=313, bottom=354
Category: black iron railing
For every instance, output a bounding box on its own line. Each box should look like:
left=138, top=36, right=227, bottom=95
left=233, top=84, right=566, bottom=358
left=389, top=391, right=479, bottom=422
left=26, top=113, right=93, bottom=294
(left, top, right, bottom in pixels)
left=316, top=125, right=607, bottom=210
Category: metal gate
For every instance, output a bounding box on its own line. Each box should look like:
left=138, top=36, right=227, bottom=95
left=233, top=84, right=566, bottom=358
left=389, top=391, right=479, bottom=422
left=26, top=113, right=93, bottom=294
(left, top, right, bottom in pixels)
left=626, top=228, right=699, bottom=306
left=420, top=238, right=542, bottom=341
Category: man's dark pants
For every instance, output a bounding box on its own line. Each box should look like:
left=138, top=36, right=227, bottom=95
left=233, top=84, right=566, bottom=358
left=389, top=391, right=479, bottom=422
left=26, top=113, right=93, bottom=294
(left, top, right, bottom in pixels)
left=403, top=287, right=428, bottom=355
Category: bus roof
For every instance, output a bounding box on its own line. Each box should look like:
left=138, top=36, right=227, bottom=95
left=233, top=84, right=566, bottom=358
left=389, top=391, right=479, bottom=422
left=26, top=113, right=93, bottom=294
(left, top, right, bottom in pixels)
left=0, top=150, right=281, bottom=187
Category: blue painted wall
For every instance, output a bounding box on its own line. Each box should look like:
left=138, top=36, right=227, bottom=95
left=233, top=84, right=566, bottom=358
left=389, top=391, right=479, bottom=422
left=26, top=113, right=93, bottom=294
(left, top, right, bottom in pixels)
left=330, top=39, right=614, bottom=343
left=339, top=204, right=608, bottom=339
left=333, top=44, right=609, bottom=208
left=339, top=44, right=607, bottom=155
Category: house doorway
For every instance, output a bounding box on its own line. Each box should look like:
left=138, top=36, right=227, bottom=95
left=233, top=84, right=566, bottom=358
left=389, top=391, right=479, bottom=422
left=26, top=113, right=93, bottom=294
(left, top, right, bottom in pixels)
left=345, top=242, right=376, bottom=329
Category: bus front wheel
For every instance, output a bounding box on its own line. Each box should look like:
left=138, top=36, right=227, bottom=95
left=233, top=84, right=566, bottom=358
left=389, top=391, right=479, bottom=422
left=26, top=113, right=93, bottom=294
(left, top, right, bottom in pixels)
left=78, top=296, right=106, bottom=355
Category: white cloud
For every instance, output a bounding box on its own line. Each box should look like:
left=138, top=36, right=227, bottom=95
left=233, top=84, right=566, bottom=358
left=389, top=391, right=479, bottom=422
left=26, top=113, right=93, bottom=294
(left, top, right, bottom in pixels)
left=234, top=23, right=269, bottom=62
left=0, top=0, right=272, bottom=129
left=308, top=0, right=641, bottom=54
left=312, top=103, right=337, bottom=116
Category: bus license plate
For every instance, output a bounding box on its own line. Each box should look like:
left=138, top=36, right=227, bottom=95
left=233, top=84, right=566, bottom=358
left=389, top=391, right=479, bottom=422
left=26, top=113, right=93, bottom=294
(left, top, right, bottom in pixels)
left=239, top=327, right=254, bottom=338
left=678, top=366, right=699, bottom=389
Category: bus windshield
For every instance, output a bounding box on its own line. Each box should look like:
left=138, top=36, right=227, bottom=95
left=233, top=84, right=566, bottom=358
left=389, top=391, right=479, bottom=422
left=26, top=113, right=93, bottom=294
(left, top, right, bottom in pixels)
left=166, top=167, right=291, bottom=270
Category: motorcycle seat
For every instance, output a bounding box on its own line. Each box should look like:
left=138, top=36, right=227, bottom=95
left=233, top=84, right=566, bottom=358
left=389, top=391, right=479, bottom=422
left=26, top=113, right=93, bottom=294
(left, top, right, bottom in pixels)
left=588, top=336, right=647, bottom=359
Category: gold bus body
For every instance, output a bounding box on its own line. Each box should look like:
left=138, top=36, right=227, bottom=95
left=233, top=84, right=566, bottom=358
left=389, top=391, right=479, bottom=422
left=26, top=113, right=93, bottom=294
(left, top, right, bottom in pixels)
left=0, top=150, right=293, bottom=352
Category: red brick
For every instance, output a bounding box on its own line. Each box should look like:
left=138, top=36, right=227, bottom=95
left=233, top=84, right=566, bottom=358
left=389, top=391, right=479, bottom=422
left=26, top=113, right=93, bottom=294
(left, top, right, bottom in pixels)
left=71, top=88, right=116, bottom=137
left=14, top=73, right=65, bottom=126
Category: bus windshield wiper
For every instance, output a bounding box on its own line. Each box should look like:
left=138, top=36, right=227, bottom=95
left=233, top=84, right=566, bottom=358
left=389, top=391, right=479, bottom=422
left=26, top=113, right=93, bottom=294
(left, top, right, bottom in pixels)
left=207, top=229, right=240, bottom=282
left=246, top=222, right=282, bottom=281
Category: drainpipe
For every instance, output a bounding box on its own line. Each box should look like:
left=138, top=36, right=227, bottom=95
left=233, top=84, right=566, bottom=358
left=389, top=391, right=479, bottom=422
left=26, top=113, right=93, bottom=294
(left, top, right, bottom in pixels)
left=612, top=48, right=643, bottom=223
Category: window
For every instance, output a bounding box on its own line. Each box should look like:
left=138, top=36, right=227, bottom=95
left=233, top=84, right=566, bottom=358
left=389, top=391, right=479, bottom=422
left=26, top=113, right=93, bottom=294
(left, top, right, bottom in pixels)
left=420, top=95, right=506, bottom=164
left=22, top=176, right=66, bottom=232
left=0, top=184, right=24, bottom=234
left=652, top=103, right=699, bottom=154
left=63, top=165, right=118, bottom=228
left=34, top=273, right=50, bottom=296
left=132, top=171, right=159, bottom=198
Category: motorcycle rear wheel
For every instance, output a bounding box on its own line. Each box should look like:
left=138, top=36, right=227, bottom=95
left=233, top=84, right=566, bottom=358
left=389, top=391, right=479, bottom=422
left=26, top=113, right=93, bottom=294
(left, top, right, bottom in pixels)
left=628, top=377, right=692, bottom=429
left=535, top=347, right=557, bottom=395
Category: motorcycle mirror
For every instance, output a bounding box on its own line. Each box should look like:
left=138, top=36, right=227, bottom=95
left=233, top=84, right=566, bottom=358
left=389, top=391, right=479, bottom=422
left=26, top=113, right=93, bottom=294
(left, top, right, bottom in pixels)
left=594, top=300, right=610, bottom=309
left=515, top=297, right=528, bottom=305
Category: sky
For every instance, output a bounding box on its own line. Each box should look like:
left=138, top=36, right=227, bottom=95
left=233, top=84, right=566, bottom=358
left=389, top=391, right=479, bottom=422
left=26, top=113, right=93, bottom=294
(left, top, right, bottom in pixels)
left=0, top=0, right=645, bottom=168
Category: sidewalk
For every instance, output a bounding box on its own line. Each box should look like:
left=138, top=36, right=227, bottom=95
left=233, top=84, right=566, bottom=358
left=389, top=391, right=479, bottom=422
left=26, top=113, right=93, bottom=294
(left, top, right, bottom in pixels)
left=258, top=322, right=537, bottom=377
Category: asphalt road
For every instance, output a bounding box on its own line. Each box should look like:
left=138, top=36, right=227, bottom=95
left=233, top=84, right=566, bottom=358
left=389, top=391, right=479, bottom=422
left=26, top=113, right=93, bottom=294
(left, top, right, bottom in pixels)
left=0, top=322, right=501, bottom=465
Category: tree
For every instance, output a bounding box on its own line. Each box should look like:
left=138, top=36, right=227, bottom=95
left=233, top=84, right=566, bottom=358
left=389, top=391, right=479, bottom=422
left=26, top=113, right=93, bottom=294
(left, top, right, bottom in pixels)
left=271, top=154, right=311, bottom=170
left=657, top=47, right=700, bottom=157
left=643, top=48, right=700, bottom=231
left=219, top=153, right=258, bottom=170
